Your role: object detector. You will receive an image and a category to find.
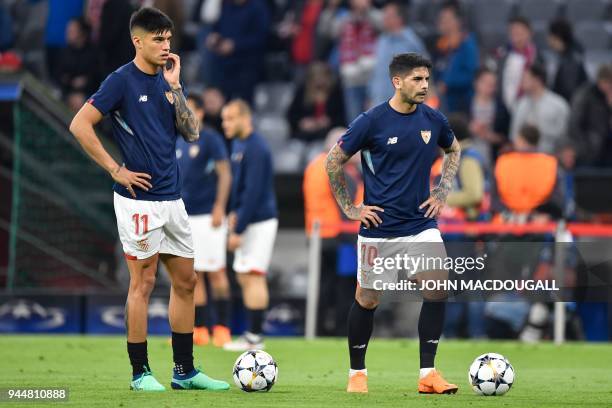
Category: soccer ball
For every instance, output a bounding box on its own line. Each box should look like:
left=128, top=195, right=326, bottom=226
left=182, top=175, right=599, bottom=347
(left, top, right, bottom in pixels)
left=468, top=353, right=515, bottom=396
left=232, top=350, right=278, bottom=392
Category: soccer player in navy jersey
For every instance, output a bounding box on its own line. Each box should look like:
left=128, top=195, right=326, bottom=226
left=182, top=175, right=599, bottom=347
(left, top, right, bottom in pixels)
left=176, top=94, right=233, bottom=348
left=220, top=99, right=278, bottom=352
left=325, top=53, right=462, bottom=394
left=69, top=7, right=229, bottom=392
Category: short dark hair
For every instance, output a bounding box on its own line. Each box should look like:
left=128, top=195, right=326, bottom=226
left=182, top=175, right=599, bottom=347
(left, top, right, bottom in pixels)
left=389, top=53, right=432, bottom=79
left=519, top=124, right=540, bottom=147
left=447, top=113, right=470, bottom=141
left=548, top=18, right=575, bottom=48
left=441, top=0, right=463, bottom=20
left=527, top=63, right=547, bottom=85
left=509, top=15, right=531, bottom=31
left=475, top=66, right=495, bottom=81
left=187, top=93, right=204, bottom=109
left=130, top=7, right=174, bottom=34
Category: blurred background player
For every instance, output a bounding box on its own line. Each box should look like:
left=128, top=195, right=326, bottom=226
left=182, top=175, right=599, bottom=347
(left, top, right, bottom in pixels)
left=221, top=99, right=278, bottom=351
left=69, top=7, right=229, bottom=391
left=326, top=53, right=461, bottom=394
left=176, top=93, right=232, bottom=347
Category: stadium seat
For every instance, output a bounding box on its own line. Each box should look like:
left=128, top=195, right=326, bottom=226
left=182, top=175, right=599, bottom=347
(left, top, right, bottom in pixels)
left=564, top=0, right=611, bottom=23
left=574, top=21, right=612, bottom=50
left=516, top=0, right=562, bottom=24
left=584, top=49, right=612, bottom=79
left=254, top=82, right=295, bottom=115
left=255, top=113, right=290, bottom=146
left=477, top=26, right=509, bottom=53
left=471, top=0, right=516, bottom=31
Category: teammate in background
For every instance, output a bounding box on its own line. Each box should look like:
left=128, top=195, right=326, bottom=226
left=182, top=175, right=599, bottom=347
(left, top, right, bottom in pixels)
left=326, top=53, right=461, bottom=394
left=69, top=7, right=229, bottom=391
left=176, top=93, right=232, bottom=347
left=220, top=99, right=278, bottom=351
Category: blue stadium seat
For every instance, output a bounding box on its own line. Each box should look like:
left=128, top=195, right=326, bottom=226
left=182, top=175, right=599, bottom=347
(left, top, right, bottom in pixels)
left=516, top=0, right=562, bottom=23
left=564, top=0, right=611, bottom=23
left=574, top=21, right=612, bottom=50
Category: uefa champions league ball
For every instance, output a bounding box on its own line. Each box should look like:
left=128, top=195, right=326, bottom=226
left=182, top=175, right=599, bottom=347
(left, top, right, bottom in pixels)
left=468, top=353, right=515, bottom=396
left=232, top=350, right=278, bottom=392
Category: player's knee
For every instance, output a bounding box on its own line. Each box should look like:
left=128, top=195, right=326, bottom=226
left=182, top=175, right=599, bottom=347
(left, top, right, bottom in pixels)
left=133, top=275, right=156, bottom=299
left=173, top=272, right=197, bottom=295
left=355, top=294, right=379, bottom=310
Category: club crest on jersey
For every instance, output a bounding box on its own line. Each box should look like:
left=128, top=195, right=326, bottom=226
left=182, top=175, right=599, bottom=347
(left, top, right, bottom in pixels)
left=165, top=91, right=174, bottom=104
left=189, top=145, right=200, bottom=158
left=231, top=152, right=243, bottom=162
left=421, top=130, right=431, bottom=144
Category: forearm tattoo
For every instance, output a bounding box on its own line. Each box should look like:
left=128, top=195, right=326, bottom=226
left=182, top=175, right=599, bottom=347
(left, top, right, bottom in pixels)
left=433, top=138, right=461, bottom=202
left=172, top=88, right=200, bottom=142
left=325, top=144, right=360, bottom=219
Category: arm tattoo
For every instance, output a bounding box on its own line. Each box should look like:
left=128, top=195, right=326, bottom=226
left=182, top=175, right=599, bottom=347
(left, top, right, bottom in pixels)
left=325, top=144, right=360, bottom=219
left=432, top=137, right=461, bottom=202
left=171, top=88, right=200, bottom=142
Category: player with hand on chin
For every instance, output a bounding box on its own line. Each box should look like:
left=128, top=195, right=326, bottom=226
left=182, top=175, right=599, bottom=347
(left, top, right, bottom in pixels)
left=69, top=7, right=229, bottom=392
left=326, top=53, right=461, bottom=395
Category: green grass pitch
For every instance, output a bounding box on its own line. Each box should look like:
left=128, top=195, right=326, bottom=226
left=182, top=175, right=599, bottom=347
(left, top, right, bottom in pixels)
left=1, top=336, right=611, bottom=407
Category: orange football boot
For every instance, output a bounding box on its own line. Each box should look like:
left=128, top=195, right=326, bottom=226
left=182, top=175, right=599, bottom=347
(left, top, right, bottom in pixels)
left=347, top=372, right=368, bottom=393
left=418, top=369, right=458, bottom=394
left=211, top=325, right=231, bottom=347
left=193, top=326, right=210, bottom=346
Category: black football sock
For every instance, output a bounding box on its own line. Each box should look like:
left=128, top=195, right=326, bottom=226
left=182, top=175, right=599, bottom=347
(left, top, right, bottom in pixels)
left=418, top=300, right=446, bottom=368
left=127, top=341, right=150, bottom=377
left=247, top=308, right=264, bottom=336
left=172, top=332, right=195, bottom=376
left=194, top=305, right=207, bottom=328
left=347, top=301, right=376, bottom=370
left=216, top=299, right=231, bottom=327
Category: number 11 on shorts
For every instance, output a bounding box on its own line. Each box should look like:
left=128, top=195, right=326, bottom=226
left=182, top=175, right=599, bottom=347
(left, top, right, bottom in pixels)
left=132, top=213, right=149, bottom=235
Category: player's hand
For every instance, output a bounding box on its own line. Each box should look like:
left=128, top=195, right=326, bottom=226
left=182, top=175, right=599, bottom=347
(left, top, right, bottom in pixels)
left=211, top=204, right=224, bottom=228
left=227, top=233, right=242, bottom=252
left=228, top=212, right=237, bottom=231
left=348, top=204, right=384, bottom=228
left=163, top=53, right=181, bottom=89
left=218, top=39, right=234, bottom=56
left=111, top=165, right=152, bottom=198
left=419, top=188, right=447, bottom=218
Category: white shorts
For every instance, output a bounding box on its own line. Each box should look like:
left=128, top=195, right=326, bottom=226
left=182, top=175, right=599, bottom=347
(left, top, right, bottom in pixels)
left=233, top=218, right=278, bottom=274
left=189, top=214, right=227, bottom=271
left=357, top=228, right=447, bottom=289
left=113, top=192, right=194, bottom=260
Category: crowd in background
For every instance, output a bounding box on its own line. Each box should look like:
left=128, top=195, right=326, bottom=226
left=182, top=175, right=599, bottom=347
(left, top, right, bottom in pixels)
left=1, top=0, right=611, bottom=340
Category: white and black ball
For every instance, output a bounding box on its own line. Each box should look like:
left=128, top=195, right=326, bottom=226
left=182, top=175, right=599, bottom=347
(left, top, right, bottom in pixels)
left=232, top=350, right=278, bottom=392
left=468, top=352, right=515, bottom=396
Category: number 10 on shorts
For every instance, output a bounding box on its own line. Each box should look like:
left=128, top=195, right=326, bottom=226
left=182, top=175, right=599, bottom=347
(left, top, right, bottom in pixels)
left=132, top=213, right=149, bottom=235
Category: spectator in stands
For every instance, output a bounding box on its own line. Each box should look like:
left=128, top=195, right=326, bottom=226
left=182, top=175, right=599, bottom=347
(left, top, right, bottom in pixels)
left=469, top=67, right=511, bottom=164
left=58, top=18, right=99, bottom=108
left=303, top=127, right=362, bottom=335
left=500, top=16, right=540, bottom=113
left=568, top=64, right=612, bottom=167
left=45, top=0, right=85, bottom=84
left=85, top=0, right=107, bottom=43
left=367, top=1, right=427, bottom=106
left=288, top=61, right=345, bottom=143
left=510, top=64, right=570, bottom=155
left=432, top=0, right=479, bottom=114
left=432, top=114, right=488, bottom=222
left=335, top=0, right=382, bottom=123
left=202, top=86, right=226, bottom=137
left=204, top=0, right=270, bottom=103
left=99, top=0, right=136, bottom=77
left=547, top=19, right=587, bottom=103
left=290, top=0, right=325, bottom=67
left=315, top=0, right=349, bottom=67
left=495, top=125, right=564, bottom=222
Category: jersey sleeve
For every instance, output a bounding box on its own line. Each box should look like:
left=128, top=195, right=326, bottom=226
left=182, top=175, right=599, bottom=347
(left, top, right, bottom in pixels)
left=437, top=112, right=455, bottom=149
left=87, top=72, right=125, bottom=116
left=337, top=113, right=372, bottom=157
left=211, top=133, right=228, bottom=161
